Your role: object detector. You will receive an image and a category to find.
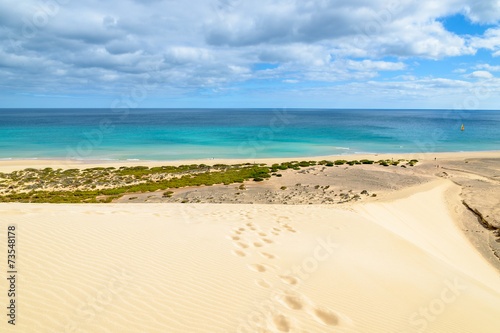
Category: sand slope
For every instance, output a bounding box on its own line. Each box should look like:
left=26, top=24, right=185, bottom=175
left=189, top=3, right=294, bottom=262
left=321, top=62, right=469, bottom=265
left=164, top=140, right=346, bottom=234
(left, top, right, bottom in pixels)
left=1, top=180, right=499, bottom=332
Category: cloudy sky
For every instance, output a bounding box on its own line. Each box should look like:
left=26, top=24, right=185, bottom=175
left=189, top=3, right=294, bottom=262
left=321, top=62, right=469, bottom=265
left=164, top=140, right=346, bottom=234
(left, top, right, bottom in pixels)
left=1, top=0, right=500, bottom=109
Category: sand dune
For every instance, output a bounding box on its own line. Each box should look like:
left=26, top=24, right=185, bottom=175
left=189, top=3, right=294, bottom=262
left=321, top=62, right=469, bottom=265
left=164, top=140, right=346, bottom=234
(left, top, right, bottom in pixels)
left=1, top=179, right=499, bottom=332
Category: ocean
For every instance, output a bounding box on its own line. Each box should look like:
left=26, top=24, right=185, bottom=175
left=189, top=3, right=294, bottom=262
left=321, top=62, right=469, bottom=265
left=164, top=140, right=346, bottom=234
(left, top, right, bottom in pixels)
left=0, top=109, right=499, bottom=161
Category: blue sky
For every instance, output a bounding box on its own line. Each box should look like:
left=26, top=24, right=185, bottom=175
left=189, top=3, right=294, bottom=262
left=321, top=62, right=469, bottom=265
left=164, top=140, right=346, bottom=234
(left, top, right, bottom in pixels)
left=1, top=0, right=500, bottom=109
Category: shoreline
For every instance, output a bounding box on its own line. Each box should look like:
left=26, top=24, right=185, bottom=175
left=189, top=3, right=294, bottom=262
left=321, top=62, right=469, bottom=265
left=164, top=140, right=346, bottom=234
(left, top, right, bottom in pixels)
left=1, top=150, right=499, bottom=172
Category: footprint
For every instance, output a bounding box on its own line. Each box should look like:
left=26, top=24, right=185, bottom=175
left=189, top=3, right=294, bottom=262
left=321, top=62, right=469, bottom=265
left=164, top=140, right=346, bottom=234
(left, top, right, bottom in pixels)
left=249, top=227, right=257, bottom=231
left=272, top=313, right=291, bottom=332
left=272, top=227, right=281, bottom=232
left=278, top=275, right=298, bottom=285
left=265, top=263, right=279, bottom=270
left=258, top=232, right=267, bottom=237
left=259, top=252, right=276, bottom=259
left=310, top=307, right=339, bottom=326
left=271, top=232, right=279, bottom=236
left=246, top=222, right=254, bottom=227
left=238, top=227, right=246, bottom=232
left=256, top=279, right=271, bottom=288
left=276, top=293, right=304, bottom=310
left=248, top=264, right=267, bottom=272
left=232, top=250, right=247, bottom=257
left=253, top=242, right=264, bottom=248
left=112, top=210, right=131, bottom=215
left=261, top=238, right=274, bottom=244
left=235, top=242, right=249, bottom=249
left=228, top=235, right=240, bottom=241
left=84, top=211, right=105, bottom=215
left=234, top=230, right=242, bottom=235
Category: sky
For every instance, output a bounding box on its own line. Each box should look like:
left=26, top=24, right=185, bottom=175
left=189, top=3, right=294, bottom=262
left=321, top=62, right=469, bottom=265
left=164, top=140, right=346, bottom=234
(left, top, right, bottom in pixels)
left=1, top=0, right=500, bottom=109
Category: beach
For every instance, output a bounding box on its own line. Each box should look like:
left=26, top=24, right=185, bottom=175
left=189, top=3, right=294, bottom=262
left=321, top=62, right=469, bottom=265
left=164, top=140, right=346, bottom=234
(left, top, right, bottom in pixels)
left=4, top=0, right=500, bottom=330
left=0, top=151, right=499, bottom=332
left=1, top=150, right=499, bottom=172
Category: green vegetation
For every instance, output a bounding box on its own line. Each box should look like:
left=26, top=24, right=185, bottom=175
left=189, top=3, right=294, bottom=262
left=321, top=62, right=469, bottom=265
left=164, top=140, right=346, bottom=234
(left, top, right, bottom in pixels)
left=0, top=158, right=418, bottom=203
left=0, top=164, right=272, bottom=203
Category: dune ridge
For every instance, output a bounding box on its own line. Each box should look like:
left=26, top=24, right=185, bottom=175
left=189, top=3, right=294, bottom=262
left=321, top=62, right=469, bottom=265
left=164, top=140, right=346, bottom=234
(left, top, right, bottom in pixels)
left=1, top=177, right=500, bottom=332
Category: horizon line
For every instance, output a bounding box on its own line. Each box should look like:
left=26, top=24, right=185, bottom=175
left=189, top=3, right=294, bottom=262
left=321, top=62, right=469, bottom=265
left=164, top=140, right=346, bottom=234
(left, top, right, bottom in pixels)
left=1, top=108, right=500, bottom=111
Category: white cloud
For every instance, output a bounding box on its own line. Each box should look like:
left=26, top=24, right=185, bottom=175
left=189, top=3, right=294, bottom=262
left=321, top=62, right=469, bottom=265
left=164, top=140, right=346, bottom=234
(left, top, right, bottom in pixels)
left=394, top=74, right=418, bottom=80
left=463, top=0, right=500, bottom=23
left=163, top=47, right=214, bottom=65
left=473, top=64, right=500, bottom=71
left=1, top=0, right=500, bottom=105
left=345, top=60, right=406, bottom=71
left=267, top=76, right=500, bottom=109
left=470, top=28, right=500, bottom=50
left=467, top=70, right=494, bottom=78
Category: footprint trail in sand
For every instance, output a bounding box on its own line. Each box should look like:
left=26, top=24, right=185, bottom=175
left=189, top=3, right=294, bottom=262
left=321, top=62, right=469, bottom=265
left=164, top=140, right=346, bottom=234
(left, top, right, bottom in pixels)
left=227, top=215, right=348, bottom=332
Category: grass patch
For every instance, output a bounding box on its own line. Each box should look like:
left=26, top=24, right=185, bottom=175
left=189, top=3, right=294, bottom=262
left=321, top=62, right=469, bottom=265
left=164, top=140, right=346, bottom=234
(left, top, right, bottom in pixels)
left=0, top=158, right=418, bottom=203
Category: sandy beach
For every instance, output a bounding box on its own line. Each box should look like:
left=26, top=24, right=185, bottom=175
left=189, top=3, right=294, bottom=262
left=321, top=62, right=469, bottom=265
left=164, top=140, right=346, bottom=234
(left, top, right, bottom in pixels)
left=0, top=150, right=499, bottom=172
left=4, top=0, right=500, bottom=330
left=1, top=151, right=499, bottom=332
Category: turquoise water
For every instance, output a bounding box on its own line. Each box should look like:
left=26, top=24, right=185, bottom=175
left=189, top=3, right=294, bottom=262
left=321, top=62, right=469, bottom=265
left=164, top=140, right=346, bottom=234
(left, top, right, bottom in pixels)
left=0, top=109, right=499, bottom=160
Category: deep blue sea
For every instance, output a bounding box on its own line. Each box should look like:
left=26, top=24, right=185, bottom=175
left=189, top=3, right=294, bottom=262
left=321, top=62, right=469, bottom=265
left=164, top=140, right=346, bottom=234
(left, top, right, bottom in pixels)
left=0, top=109, right=499, bottom=161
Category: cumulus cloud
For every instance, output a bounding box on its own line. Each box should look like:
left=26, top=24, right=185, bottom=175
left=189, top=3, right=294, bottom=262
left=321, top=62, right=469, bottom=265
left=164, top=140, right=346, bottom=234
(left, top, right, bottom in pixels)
left=467, top=70, right=494, bottom=78
left=473, top=64, right=500, bottom=71
left=470, top=28, right=500, bottom=48
left=345, top=60, right=406, bottom=71
left=203, top=0, right=480, bottom=59
left=463, top=0, right=500, bottom=23
left=0, top=0, right=500, bottom=106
